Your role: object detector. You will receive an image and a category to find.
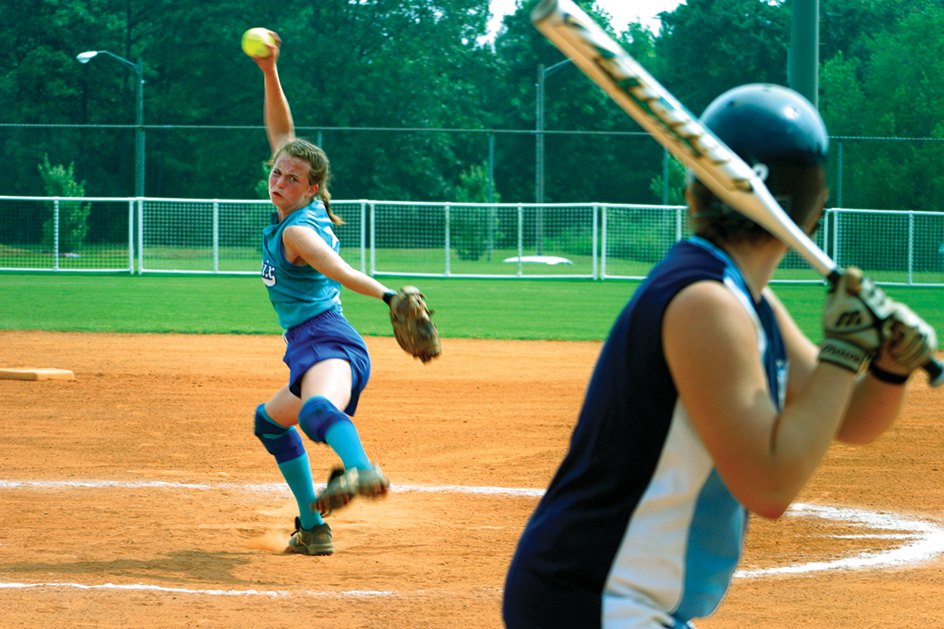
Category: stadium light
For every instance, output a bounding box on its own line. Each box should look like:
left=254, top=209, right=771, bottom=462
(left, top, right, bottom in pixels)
left=535, top=58, right=572, bottom=255
left=77, top=50, right=145, bottom=198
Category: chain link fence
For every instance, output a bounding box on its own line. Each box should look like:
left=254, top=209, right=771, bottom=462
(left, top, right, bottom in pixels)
left=3, top=123, right=943, bottom=283
left=0, top=196, right=134, bottom=272
left=7, top=124, right=942, bottom=210
left=0, top=124, right=668, bottom=206
left=3, top=195, right=943, bottom=286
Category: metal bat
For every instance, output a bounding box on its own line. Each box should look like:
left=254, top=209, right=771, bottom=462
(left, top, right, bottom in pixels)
left=531, top=0, right=944, bottom=386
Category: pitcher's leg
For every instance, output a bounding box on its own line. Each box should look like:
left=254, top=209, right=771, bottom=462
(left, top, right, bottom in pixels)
left=253, top=402, right=333, bottom=555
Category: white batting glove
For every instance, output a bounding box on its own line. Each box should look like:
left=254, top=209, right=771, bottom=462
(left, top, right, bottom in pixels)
left=878, top=302, right=938, bottom=375
left=819, top=267, right=884, bottom=373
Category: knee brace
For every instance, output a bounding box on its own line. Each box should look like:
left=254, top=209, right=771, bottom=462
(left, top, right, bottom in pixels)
left=254, top=404, right=305, bottom=463
left=297, top=396, right=352, bottom=444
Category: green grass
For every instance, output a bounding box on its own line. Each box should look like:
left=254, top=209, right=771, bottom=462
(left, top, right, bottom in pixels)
left=1, top=272, right=943, bottom=342
left=0, top=243, right=132, bottom=271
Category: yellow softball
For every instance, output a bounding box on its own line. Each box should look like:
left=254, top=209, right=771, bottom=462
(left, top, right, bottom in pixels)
left=241, top=28, right=274, bottom=58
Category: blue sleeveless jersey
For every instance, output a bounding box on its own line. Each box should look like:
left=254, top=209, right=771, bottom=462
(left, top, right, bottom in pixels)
left=503, top=237, right=788, bottom=629
left=261, top=201, right=343, bottom=330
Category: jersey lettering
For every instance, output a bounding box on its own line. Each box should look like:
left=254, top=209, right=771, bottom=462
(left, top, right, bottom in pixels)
left=261, top=259, right=276, bottom=287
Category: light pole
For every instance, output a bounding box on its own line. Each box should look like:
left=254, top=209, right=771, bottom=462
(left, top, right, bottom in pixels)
left=77, top=50, right=145, bottom=198
left=788, top=0, right=819, bottom=108
left=535, top=58, right=572, bottom=255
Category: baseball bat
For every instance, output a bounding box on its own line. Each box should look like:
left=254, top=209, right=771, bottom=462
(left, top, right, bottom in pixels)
left=531, top=0, right=944, bottom=387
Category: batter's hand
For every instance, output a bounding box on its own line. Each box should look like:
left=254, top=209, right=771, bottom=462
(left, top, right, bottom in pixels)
left=819, top=267, right=884, bottom=373
left=876, top=302, right=938, bottom=376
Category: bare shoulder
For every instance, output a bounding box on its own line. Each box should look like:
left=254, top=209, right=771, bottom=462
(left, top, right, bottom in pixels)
left=282, top=223, right=316, bottom=240
left=663, top=280, right=760, bottom=378
left=663, top=280, right=756, bottom=346
left=663, top=279, right=772, bottom=433
left=281, top=223, right=316, bottom=248
left=281, top=224, right=326, bottom=266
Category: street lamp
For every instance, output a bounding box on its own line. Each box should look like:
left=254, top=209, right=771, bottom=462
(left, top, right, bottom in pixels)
left=535, top=58, right=572, bottom=255
left=77, top=50, right=145, bottom=198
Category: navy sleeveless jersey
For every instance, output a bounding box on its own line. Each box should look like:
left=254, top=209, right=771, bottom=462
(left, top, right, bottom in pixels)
left=503, top=237, right=787, bottom=629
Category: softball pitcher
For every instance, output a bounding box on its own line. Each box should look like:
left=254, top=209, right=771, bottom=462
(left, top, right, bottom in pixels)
left=247, top=31, right=396, bottom=556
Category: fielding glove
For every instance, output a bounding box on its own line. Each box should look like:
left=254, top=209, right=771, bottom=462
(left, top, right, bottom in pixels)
left=385, top=286, right=442, bottom=364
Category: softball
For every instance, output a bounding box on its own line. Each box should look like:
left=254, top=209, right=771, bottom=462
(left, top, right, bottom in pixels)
left=241, top=28, right=274, bottom=58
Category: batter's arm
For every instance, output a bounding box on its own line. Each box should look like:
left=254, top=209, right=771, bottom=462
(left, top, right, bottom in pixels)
left=664, top=281, right=856, bottom=519
left=764, top=288, right=908, bottom=445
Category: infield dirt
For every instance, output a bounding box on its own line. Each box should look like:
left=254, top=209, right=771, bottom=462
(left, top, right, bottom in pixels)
left=1, top=330, right=943, bottom=628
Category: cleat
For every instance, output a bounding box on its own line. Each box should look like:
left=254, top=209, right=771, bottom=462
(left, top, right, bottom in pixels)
left=312, top=464, right=389, bottom=517
left=285, top=516, right=334, bottom=556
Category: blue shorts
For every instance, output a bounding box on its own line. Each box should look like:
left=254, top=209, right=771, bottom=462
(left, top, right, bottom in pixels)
left=282, top=308, right=371, bottom=415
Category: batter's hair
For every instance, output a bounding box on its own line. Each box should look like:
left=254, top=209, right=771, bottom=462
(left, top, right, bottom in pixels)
left=687, top=163, right=827, bottom=244
left=269, top=139, right=343, bottom=225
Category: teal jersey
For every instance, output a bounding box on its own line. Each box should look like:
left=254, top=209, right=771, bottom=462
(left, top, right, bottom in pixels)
left=261, top=201, right=342, bottom=329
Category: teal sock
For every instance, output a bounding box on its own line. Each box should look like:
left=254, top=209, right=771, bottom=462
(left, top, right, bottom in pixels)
left=324, top=420, right=371, bottom=470
left=277, top=452, right=324, bottom=530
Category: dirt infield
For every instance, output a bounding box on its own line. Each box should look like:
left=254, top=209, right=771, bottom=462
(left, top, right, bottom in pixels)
left=1, top=330, right=943, bottom=628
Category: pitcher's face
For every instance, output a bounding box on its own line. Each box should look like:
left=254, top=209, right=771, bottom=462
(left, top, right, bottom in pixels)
left=269, top=154, right=319, bottom=213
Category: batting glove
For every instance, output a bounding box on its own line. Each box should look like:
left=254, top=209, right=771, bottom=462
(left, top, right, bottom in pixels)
left=874, top=302, right=938, bottom=379
left=819, top=267, right=885, bottom=373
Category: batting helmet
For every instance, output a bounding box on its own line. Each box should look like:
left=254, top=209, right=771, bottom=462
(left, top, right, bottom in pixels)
left=688, top=83, right=829, bottom=242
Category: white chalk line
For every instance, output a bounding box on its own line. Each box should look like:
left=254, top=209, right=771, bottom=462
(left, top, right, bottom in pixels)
left=0, top=479, right=545, bottom=496
left=735, top=502, right=944, bottom=578
left=0, top=581, right=393, bottom=598
left=2, top=480, right=943, bottom=596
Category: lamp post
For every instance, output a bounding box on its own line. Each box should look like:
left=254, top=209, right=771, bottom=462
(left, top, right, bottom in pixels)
left=535, top=58, right=572, bottom=255
left=77, top=50, right=145, bottom=198
left=788, top=0, right=819, bottom=108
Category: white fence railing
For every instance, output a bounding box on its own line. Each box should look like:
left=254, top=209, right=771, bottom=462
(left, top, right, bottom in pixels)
left=2, top=196, right=944, bottom=286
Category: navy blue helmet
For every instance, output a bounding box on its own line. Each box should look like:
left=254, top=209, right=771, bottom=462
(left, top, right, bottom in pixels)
left=689, top=84, right=829, bottom=239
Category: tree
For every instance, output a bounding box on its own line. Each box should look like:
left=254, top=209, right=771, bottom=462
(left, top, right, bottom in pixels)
left=451, top=161, right=501, bottom=261
left=819, top=1, right=944, bottom=207
left=648, top=155, right=687, bottom=206
left=488, top=0, right=666, bottom=206
left=655, top=0, right=790, bottom=115
left=3, top=0, right=498, bottom=202
left=38, top=156, right=91, bottom=253
left=239, top=0, right=495, bottom=202
left=819, top=0, right=924, bottom=66
left=817, top=0, right=944, bottom=269
left=6, top=0, right=944, bottom=218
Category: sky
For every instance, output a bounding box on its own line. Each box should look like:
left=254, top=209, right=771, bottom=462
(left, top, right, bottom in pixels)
left=487, top=0, right=685, bottom=38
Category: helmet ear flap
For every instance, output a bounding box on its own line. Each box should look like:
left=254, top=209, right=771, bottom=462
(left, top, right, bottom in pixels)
left=763, top=162, right=829, bottom=230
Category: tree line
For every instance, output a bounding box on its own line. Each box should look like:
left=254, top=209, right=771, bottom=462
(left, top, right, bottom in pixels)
left=2, top=0, right=944, bottom=214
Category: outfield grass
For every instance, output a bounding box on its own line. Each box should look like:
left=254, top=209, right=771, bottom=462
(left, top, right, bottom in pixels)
left=1, top=272, right=942, bottom=342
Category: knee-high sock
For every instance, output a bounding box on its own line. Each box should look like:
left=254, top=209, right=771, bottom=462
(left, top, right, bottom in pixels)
left=325, top=419, right=371, bottom=470
left=254, top=405, right=324, bottom=530
left=297, top=396, right=371, bottom=470
left=277, top=453, right=324, bottom=530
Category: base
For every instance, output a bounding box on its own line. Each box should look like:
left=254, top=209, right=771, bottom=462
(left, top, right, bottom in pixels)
left=0, top=368, right=75, bottom=381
